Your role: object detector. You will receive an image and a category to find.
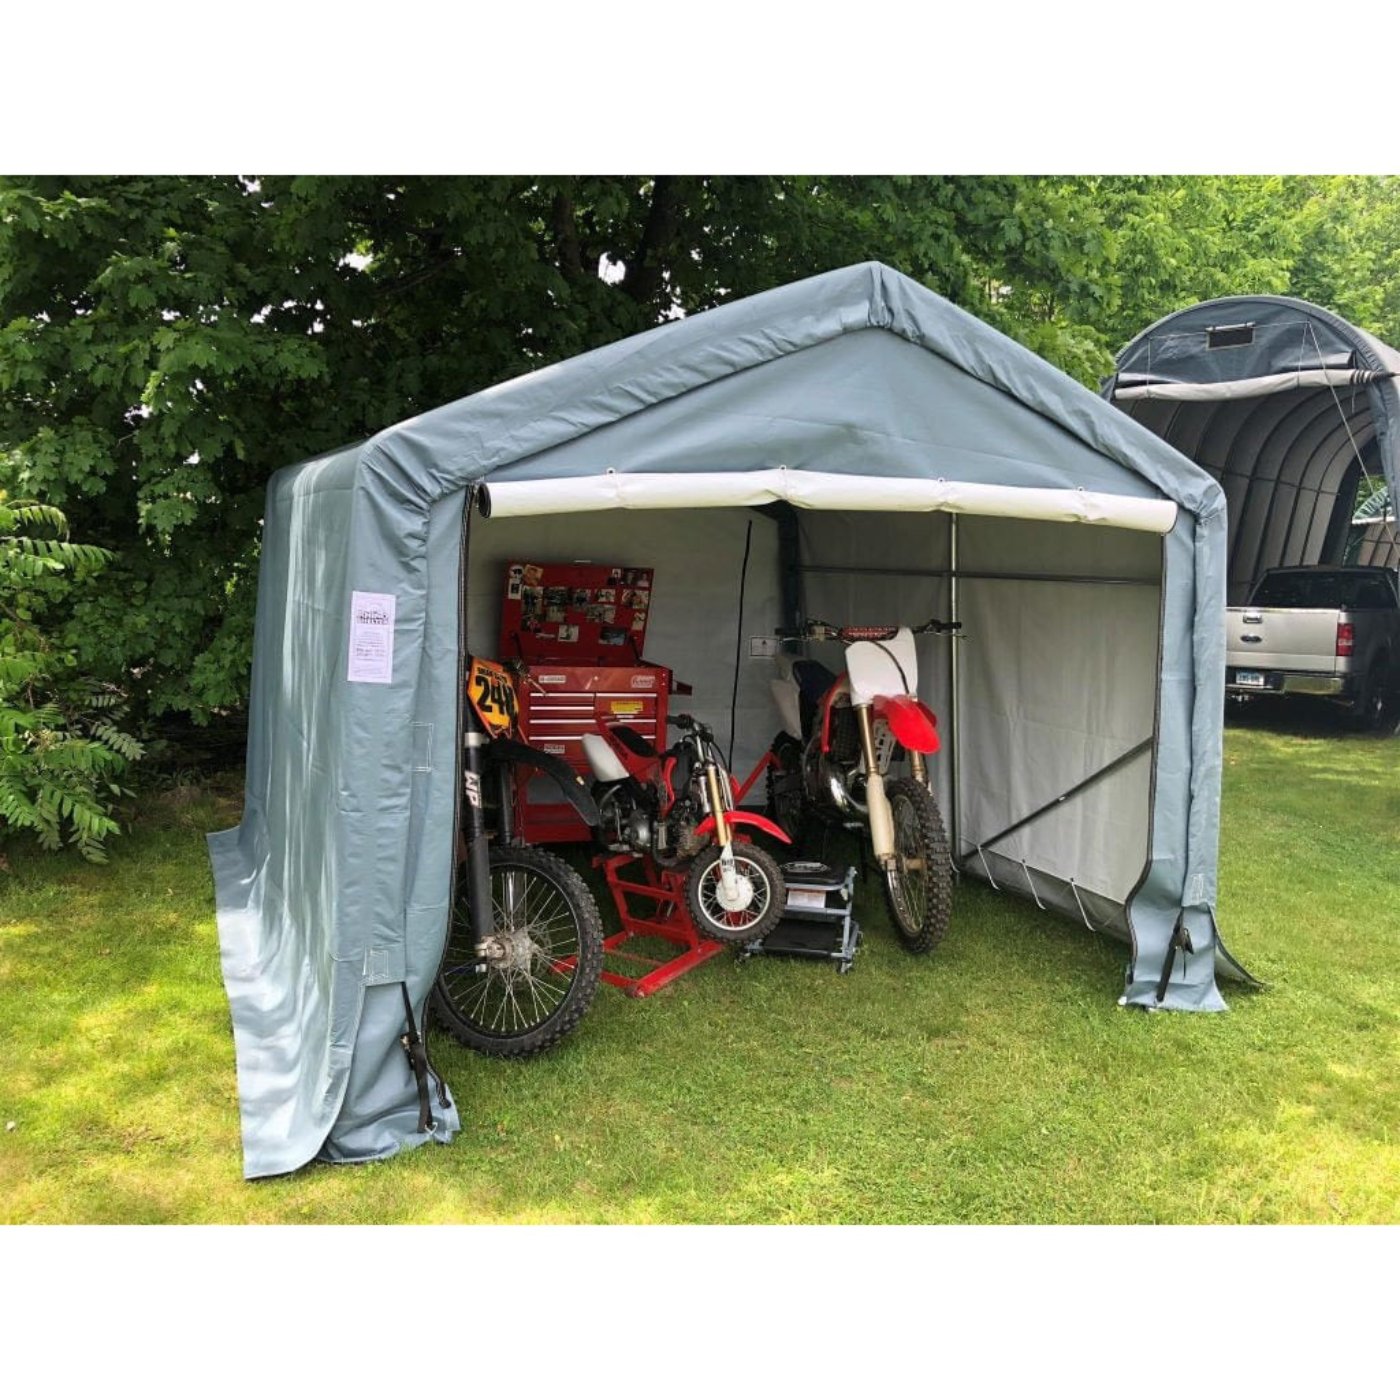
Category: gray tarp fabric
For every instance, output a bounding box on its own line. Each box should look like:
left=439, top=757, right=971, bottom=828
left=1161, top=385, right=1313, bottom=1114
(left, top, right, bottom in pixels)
left=210, top=261, right=1248, bottom=1179
left=1348, top=480, right=1399, bottom=567
left=1106, top=296, right=1400, bottom=603
left=1350, top=516, right=1400, bottom=569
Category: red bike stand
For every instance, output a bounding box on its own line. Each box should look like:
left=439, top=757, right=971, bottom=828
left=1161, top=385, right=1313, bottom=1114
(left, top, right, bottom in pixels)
left=596, top=852, right=728, bottom=997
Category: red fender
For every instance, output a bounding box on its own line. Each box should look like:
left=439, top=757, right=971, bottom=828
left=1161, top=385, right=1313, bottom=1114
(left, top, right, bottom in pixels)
left=695, top=810, right=792, bottom=844
left=875, top=695, right=940, bottom=753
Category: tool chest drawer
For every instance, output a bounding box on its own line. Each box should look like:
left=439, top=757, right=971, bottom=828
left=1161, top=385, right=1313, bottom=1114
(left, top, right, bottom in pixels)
left=515, top=664, right=671, bottom=842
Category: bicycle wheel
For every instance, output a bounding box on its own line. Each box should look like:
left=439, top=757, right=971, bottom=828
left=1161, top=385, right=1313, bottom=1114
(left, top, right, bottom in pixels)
left=882, top=776, right=952, bottom=953
left=432, top=844, right=604, bottom=1057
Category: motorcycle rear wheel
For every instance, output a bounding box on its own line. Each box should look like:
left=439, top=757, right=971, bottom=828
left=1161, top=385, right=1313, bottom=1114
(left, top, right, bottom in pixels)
left=882, top=777, right=952, bottom=953
left=765, top=734, right=806, bottom=841
left=432, top=845, right=604, bottom=1058
left=685, top=842, right=787, bottom=945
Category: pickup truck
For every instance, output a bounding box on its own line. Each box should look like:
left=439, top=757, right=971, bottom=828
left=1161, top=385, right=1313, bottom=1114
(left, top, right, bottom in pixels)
left=1226, top=566, right=1400, bottom=730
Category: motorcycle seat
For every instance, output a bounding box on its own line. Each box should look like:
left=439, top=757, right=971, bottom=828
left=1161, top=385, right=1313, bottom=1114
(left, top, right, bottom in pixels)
left=607, top=724, right=658, bottom=760
left=793, top=659, right=838, bottom=704
left=791, top=659, right=839, bottom=737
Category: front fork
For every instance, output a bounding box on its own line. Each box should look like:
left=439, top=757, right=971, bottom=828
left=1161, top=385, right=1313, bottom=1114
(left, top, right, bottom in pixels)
left=461, top=725, right=499, bottom=959
left=702, top=760, right=743, bottom=903
left=855, top=703, right=896, bottom=868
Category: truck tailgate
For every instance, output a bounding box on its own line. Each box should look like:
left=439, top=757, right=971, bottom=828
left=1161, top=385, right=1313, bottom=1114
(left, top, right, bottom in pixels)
left=1226, top=607, right=1344, bottom=673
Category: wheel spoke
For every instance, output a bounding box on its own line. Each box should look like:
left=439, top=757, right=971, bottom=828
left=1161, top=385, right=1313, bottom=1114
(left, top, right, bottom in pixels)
left=438, top=858, right=588, bottom=1042
left=878, top=778, right=951, bottom=952
left=890, top=795, right=927, bottom=929
left=696, top=854, right=771, bottom=933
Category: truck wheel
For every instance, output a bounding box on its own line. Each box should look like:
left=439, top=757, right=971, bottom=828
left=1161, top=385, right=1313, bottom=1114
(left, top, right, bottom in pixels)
left=1351, top=662, right=1389, bottom=733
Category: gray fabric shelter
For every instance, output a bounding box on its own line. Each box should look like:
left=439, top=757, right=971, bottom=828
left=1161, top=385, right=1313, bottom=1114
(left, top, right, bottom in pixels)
left=210, top=262, right=1250, bottom=1179
left=1348, top=490, right=1399, bottom=569
left=1107, top=296, right=1400, bottom=603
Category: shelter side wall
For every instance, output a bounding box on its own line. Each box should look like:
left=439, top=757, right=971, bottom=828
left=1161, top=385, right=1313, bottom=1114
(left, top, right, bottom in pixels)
left=211, top=461, right=358, bottom=1177
left=953, top=518, right=1160, bottom=907
left=315, top=460, right=465, bottom=1167
left=1123, top=508, right=1235, bottom=1009
left=405, top=487, right=467, bottom=916
left=468, top=508, right=784, bottom=781
left=272, top=479, right=355, bottom=960
left=794, top=512, right=1160, bottom=912
left=316, top=486, right=470, bottom=1164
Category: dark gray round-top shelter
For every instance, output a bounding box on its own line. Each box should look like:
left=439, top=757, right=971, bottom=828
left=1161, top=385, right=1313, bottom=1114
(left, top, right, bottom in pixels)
left=1106, top=295, right=1400, bottom=603
left=211, top=262, right=1253, bottom=1178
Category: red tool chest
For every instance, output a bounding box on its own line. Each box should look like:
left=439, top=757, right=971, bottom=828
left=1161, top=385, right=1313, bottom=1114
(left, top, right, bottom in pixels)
left=497, top=560, right=678, bottom=843
left=514, top=663, right=672, bottom=842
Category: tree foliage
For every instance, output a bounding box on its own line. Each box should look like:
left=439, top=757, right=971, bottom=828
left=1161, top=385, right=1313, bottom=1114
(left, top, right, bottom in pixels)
left=0, top=176, right=1125, bottom=724
left=0, top=493, right=141, bottom=861
left=3, top=175, right=1399, bottom=741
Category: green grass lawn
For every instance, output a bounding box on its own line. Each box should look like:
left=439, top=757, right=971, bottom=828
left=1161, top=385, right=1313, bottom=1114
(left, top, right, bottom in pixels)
left=2, top=709, right=1397, bottom=1224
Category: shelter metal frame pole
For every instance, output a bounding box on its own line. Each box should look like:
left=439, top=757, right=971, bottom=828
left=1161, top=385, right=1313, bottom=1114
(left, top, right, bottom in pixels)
left=967, top=737, right=1154, bottom=859
left=798, top=564, right=1159, bottom=587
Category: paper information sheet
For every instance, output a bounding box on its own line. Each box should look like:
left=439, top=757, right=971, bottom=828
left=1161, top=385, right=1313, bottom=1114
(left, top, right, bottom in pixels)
left=348, top=591, right=396, bottom=684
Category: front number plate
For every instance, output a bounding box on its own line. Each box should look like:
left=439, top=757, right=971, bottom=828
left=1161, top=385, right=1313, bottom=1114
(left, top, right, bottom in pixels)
left=1235, top=670, right=1266, bottom=688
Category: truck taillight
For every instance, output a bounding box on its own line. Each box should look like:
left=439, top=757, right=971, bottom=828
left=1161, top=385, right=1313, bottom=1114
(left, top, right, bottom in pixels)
left=1336, top=622, right=1355, bottom=657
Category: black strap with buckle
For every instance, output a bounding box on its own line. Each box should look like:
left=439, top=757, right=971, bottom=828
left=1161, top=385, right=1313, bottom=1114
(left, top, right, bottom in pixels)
left=1154, top=914, right=1195, bottom=1005
left=399, top=983, right=435, bottom=1133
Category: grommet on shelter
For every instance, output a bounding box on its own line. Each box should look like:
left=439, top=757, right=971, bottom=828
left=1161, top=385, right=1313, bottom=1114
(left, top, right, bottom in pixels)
left=209, top=261, right=1251, bottom=1180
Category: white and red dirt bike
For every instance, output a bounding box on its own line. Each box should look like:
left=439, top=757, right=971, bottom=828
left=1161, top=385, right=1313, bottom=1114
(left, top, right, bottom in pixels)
left=581, top=712, right=791, bottom=944
left=767, top=617, right=960, bottom=952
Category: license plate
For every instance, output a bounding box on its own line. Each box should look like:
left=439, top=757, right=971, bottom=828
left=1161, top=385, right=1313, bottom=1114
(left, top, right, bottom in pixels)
left=1235, top=670, right=1266, bottom=688
left=786, top=887, right=829, bottom=911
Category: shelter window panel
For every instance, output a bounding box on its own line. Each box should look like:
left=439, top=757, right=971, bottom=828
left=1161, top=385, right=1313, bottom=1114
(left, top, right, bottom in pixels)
left=1207, top=323, right=1255, bottom=350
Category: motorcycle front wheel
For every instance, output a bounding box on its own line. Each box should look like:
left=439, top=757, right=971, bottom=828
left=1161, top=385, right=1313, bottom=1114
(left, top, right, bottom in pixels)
left=882, top=776, right=952, bottom=953
left=432, top=844, right=604, bottom=1058
left=685, top=841, right=787, bottom=945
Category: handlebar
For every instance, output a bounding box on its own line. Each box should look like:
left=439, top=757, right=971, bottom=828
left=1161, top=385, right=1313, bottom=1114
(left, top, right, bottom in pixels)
left=668, top=713, right=714, bottom=741
left=775, top=616, right=963, bottom=643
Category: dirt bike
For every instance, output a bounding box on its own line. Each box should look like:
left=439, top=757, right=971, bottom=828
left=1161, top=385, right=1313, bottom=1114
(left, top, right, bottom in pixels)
left=766, top=616, right=960, bottom=952
left=430, top=655, right=606, bottom=1058
left=581, top=712, right=791, bottom=944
